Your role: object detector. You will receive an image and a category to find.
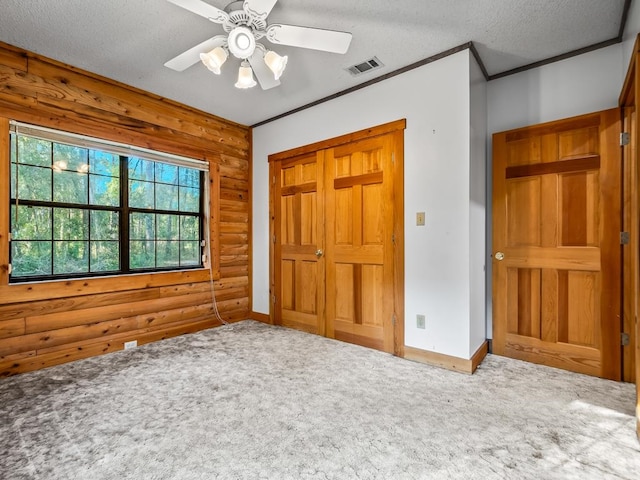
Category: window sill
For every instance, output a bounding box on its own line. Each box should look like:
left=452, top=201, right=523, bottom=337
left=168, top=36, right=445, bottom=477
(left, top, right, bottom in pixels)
left=0, top=267, right=219, bottom=305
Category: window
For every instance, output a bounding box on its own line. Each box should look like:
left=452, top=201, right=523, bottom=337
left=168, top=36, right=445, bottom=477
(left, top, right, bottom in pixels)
left=9, top=124, right=207, bottom=283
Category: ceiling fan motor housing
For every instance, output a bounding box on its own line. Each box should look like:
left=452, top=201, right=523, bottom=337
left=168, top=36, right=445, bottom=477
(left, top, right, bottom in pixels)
left=227, top=26, right=257, bottom=59
left=223, top=2, right=267, bottom=32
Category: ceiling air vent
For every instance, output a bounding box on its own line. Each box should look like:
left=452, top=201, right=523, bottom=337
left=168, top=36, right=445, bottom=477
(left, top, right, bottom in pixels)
left=347, top=56, right=384, bottom=76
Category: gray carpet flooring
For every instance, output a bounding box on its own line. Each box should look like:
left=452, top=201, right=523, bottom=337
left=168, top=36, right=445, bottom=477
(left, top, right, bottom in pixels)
left=0, top=320, right=638, bottom=479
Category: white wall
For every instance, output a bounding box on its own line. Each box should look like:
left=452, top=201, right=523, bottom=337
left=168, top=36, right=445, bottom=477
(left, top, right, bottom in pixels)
left=469, top=55, right=487, bottom=355
left=623, top=0, right=640, bottom=69
left=487, top=1, right=640, bottom=140
left=487, top=45, right=623, bottom=136
left=253, top=50, right=482, bottom=360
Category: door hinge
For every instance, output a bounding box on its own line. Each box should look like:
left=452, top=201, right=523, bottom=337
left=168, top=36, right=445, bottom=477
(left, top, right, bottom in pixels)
left=272, top=235, right=276, bottom=244
left=7, top=263, right=12, bottom=275
left=392, top=313, right=396, bottom=325
left=272, top=295, right=276, bottom=305
left=620, top=132, right=630, bottom=146
left=621, top=332, right=630, bottom=346
left=620, top=232, right=630, bottom=245
left=272, top=175, right=276, bottom=184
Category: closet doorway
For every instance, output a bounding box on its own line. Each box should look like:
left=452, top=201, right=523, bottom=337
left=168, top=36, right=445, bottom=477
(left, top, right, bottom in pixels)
left=269, top=120, right=405, bottom=354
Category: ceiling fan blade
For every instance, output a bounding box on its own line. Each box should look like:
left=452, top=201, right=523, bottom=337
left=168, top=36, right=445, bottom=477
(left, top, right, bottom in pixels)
left=243, top=0, right=278, bottom=22
left=167, top=0, right=229, bottom=24
left=164, top=35, right=227, bottom=71
left=248, top=50, right=281, bottom=90
left=266, top=24, right=352, bottom=54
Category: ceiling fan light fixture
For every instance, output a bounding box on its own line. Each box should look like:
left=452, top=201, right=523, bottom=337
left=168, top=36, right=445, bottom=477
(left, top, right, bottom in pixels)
left=165, top=0, right=354, bottom=90
left=264, top=50, right=288, bottom=80
left=235, top=61, right=257, bottom=89
left=228, top=26, right=256, bottom=59
left=199, top=46, right=228, bottom=74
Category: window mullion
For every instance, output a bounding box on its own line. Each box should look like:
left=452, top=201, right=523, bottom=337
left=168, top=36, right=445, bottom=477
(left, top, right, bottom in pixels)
left=199, top=170, right=205, bottom=266
left=49, top=145, right=54, bottom=276
left=86, top=149, right=91, bottom=274
left=120, top=156, right=130, bottom=273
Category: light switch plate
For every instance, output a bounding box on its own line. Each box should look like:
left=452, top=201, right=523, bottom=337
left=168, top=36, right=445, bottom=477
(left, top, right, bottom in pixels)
left=416, top=212, right=425, bottom=226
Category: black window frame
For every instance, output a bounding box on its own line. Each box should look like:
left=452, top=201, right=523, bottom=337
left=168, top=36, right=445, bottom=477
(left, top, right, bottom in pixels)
left=8, top=130, right=206, bottom=284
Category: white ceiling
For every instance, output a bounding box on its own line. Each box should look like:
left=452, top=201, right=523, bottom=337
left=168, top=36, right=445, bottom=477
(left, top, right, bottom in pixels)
left=0, top=0, right=629, bottom=126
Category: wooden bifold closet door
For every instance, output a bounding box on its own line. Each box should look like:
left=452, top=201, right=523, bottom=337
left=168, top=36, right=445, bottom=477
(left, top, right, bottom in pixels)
left=269, top=121, right=405, bottom=355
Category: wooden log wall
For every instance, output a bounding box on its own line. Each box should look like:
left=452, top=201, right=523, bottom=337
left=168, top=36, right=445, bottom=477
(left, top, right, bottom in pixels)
left=0, top=42, right=251, bottom=376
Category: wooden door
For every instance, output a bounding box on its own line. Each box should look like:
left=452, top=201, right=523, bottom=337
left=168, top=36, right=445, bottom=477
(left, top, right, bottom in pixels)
left=324, top=135, right=396, bottom=352
left=622, top=103, right=637, bottom=384
left=271, top=152, right=325, bottom=334
left=492, top=109, right=621, bottom=380
left=270, top=120, right=405, bottom=355
left=619, top=34, right=640, bottom=437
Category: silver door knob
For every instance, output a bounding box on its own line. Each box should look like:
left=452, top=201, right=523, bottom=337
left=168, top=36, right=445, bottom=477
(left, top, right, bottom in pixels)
left=495, top=252, right=504, bottom=261
left=315, top=249, right=324, bottom=258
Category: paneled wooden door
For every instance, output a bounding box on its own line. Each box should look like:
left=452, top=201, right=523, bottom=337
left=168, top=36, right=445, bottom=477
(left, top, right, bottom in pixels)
left=324, top=135, right=396, bottom=352
left=619, top=35, right=640, bottom=437
left=271, top=152, right=325, bottom=334
left=492, top=109, right=622, bottom=380
left=270, top=120, right=405, bottom=354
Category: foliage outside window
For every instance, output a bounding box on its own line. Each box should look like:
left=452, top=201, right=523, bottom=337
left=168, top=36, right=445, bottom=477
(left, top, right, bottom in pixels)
left=9, top=130, right=205, bottom=282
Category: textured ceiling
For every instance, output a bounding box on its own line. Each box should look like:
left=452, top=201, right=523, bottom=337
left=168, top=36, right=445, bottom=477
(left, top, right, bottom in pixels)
left=0, top=0, right=629, bottom=126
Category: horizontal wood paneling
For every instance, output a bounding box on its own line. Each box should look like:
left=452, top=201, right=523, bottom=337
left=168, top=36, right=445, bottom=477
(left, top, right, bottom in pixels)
left=1, top=317, right=222, bottom=377
left=0, top=41, right=251, bottom=376
left=0, top=319, right=25, bottom=340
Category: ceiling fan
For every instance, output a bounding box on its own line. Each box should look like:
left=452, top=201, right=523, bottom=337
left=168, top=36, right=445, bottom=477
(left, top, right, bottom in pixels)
left=164, top=0, right=353, bottom=90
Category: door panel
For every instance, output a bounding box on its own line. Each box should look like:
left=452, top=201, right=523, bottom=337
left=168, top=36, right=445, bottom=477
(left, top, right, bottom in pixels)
left=273, top=153, right=325, bottom=334
left=325, top=136, right=395, bottom=352
left=493, top=109, right=621, bottom=380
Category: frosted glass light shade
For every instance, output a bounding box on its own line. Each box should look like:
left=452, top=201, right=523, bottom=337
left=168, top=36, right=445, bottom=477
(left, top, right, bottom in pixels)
left=200, top=47, right=228, bottom=75
left=264, top=51, right=288, bottom=80
left=235, top=62, right=257, bottom=89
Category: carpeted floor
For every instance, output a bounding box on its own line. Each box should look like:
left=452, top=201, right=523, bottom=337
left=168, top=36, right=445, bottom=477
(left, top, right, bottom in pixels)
left=0, top=320, right=638, bottom=479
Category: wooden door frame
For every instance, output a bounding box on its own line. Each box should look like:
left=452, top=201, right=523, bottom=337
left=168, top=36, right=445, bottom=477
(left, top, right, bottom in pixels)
left=620, top=33, right=640, bottom=437
left=268, top=119, right=406, bottom=356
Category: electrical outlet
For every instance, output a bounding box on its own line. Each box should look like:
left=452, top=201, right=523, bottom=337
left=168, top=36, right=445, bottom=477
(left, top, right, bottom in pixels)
left=416, top=212, right=425, bottom=226
left=124, top=340, right=138, bottom=350
left=416, top=314, right=426, bottom=329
